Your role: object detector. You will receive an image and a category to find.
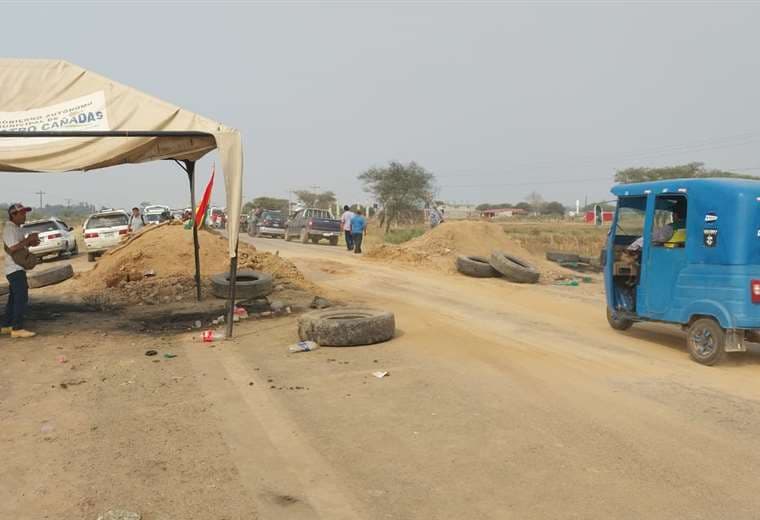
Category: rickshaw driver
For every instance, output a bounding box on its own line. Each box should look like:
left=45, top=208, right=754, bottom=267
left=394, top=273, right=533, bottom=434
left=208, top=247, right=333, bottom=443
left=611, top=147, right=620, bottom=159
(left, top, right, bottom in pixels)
left=627, top=200, right=687, bottom=253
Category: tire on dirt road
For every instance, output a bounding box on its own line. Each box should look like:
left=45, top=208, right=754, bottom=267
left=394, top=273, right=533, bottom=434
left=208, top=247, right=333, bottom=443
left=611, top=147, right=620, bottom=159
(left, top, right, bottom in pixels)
left=210, top=269, right=273, bottom=300
left=489, top=251, right=540, bottom=284
left=546, top=251, right=581, bottom=264
left=456, top=255, right=500, bottom=278
left=298, top=307, right=396, bottom=346
left=28, top=264, right=74, bottom=289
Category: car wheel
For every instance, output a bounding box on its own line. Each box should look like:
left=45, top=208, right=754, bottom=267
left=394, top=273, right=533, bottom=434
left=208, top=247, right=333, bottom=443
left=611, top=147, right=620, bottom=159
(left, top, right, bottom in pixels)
left=456, top=255, right=500, bottom=278
left=300, top=229, right=309, bottom=244
left=687, top=318, right=726, bottom=366
left=210, top=270, right=274, bottom=299
left=298, top=307, right=396, bottom=346
left=311, top=237, right=320, bottom=244
left=606, top=307, right=634, bottom=331
left=489, top=251, right=540, bottom=284
left=87, top=253, right=96, bottom=262
left=329, top=237, right=339, bottom=246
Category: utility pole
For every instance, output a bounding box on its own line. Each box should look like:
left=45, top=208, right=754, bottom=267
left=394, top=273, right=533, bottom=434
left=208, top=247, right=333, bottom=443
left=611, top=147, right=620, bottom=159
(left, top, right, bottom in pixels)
left=35, top=190, right=46, bottom=209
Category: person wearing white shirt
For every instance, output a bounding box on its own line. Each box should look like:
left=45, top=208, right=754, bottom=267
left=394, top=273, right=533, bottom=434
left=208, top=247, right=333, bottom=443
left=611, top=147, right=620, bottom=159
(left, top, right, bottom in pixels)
left=340, top=205, right=355, bottom=251
left=2, top=203, right=39, bottom=338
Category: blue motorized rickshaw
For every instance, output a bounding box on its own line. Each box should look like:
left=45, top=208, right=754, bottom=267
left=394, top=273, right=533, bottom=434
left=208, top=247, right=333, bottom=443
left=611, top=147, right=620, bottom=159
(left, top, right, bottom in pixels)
left=604, top=178, right=760, bottom=365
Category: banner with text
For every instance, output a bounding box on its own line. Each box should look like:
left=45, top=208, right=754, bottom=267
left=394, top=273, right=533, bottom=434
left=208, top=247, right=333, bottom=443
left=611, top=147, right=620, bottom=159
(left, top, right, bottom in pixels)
left=0, top=91, right=110, bottom=147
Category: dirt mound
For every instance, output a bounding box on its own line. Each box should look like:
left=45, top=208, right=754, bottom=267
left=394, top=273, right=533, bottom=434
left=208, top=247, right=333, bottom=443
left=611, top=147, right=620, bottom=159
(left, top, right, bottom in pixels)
left=365, top=221, right=574, bottom=281
left=73, top=224, right=310, bottom=304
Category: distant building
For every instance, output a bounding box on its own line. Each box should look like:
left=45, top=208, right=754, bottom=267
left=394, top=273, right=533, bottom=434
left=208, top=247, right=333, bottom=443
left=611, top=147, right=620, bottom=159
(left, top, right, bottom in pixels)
left=480, top=207, right=528, bottom=219
left=436, top=203, right=478, bottom=220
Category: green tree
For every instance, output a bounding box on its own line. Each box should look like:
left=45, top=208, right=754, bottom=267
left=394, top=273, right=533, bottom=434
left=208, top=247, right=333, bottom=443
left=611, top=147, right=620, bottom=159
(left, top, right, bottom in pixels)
left=541, top=201, right=566, bottom=216
left=358, top=161, right=436, bottom=232
left=515, top=202, right=532, bottom=212
left=525, top=191, right=545, bottom=215
left=243, top=196, right=289, bottom=214
left=294, top=190, right=337, bottom=210
left=615, top=162, right=758, bottom=184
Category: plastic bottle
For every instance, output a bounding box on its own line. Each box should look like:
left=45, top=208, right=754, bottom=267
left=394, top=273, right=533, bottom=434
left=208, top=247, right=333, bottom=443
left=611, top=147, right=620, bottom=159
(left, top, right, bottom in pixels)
left=199, top=330, right=226, bottom=342
left=289, top=340, right=319, bottom=353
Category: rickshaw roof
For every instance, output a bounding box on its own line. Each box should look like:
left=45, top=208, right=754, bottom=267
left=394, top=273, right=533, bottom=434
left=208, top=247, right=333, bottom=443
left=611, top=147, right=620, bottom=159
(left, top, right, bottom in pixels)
left=611, top=178, right=760, bottom=198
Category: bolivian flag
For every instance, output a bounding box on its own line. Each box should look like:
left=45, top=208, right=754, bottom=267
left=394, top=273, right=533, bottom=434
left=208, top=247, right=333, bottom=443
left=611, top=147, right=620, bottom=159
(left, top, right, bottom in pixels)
left=195, top=164, right=215, bottom=229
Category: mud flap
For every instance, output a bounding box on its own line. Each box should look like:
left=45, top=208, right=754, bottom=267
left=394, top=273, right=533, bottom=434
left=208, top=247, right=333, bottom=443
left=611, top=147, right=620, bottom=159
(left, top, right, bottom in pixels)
left=725, top=329, right=746, bottom=353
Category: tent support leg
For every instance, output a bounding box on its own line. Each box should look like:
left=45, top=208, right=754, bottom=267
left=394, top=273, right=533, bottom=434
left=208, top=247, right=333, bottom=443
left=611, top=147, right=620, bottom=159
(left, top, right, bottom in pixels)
left=185, top=160, right=202, bottom=301
left=225, top=242, right=239, bottom=338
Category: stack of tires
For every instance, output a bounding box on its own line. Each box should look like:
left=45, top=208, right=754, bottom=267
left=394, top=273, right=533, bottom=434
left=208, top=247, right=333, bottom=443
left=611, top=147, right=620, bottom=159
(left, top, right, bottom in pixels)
left=455, top=252, right=540, bottom=284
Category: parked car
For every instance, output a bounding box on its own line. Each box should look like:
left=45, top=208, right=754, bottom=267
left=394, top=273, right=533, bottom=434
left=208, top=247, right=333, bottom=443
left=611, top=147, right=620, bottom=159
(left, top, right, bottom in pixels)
left=249, top=209, right=286, bottom=238
left=143, top=205, right=170, bottom=225
left=21, top=217, right=78, bottom=259
left=284, top=208, right=341, bottom=245
left=83, top=209, right=130, bottom=262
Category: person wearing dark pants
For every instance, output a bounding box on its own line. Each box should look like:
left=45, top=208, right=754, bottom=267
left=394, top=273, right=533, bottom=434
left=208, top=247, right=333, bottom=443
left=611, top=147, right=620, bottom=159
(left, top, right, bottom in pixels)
left=340, top=205, right=355, bottom=251
left=2, top=202, right=38, bottom=339
left=4, top=271, right=29, bottom=333
left=351, top=209, right=367, bottom=254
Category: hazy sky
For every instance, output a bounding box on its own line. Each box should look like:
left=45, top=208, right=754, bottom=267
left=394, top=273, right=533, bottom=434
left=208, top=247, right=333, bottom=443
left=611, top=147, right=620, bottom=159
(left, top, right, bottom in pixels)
left=3, top=1, right=760, bottom=210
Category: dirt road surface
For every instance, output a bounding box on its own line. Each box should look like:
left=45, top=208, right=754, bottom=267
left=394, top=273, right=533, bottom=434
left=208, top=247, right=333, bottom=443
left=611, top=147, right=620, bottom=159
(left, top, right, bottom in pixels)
left=4, top=235, right=760, bottom=519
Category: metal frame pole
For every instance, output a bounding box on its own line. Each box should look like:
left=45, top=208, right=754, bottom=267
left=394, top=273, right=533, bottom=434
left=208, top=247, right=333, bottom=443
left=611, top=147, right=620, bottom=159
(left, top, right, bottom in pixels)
left=225, top=241, right=239, bottom=338
left=185, top=160, right=202, bottom=301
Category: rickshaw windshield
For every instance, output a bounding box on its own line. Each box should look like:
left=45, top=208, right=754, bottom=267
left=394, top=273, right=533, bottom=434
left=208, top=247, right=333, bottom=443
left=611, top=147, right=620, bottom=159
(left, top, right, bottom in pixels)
left=615, top=197, right=646, bottom=238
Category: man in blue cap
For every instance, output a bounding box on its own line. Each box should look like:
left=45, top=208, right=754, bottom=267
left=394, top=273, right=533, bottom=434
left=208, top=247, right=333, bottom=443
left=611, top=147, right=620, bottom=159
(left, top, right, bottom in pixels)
left=2, top=203, right=39, bottom=338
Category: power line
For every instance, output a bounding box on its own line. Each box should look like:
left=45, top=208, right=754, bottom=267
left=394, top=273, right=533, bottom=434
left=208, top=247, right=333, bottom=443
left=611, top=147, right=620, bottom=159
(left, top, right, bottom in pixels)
left=34, top=190, right=46, bottom=209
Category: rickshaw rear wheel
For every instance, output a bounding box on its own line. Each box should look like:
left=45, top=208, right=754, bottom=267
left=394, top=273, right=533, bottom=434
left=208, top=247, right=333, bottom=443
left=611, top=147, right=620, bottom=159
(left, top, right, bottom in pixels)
left=687, top=318, right=726, bottom=366
left=607, top=307, right=634, bottom=331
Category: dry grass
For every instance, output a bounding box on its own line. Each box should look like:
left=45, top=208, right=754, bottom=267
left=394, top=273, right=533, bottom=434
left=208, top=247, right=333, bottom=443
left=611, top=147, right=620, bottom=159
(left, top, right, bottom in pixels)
left=500, top=221, right=609, bottom=258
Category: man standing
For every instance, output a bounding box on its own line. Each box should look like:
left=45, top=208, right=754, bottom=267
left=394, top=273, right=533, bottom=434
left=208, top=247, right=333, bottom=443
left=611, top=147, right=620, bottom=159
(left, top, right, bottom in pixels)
left=340, top=205, right=355, bottom=251
left=128, top=207, right=145, bottom=233
left=2, top=203, right=39, bottom=338
left=351, top=209, right=367, bottom=254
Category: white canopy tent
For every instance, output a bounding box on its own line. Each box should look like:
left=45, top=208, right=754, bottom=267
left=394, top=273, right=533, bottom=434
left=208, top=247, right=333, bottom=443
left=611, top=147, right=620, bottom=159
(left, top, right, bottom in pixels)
left=0, top=59, right=245, bottom=335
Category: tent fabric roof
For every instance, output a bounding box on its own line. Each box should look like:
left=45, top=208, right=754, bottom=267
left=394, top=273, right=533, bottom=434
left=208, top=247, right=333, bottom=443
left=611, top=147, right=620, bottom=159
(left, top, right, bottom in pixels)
left=0, top=59, right=242, bottom=257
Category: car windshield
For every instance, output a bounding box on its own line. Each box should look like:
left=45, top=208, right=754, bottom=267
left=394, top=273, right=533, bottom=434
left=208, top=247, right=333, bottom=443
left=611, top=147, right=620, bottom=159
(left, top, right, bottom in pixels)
left=22, top=221, right=59, bottom=234
left=87, top=214, right=128, bottom=229
left=144, top=214, right=161, bottom=223
left=262, top=211, right=283, bottom=220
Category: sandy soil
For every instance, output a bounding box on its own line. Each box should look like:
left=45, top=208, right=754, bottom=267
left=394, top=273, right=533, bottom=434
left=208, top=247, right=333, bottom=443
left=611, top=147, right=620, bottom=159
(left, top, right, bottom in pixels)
left=4, top=233, right=760, bottom=519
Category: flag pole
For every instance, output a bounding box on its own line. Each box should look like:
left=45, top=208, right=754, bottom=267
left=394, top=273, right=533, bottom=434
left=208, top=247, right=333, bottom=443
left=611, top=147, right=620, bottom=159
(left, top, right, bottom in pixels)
left=185, top=160, right=202, bottom=301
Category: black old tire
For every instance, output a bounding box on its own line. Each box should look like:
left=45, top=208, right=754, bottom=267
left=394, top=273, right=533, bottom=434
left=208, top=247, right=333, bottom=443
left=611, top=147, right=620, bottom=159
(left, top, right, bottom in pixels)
left=546, top=251, right=581, bottom=264
left=210, top=269, right=273, bottom=300
left=456, top=255, right=500, bottom=278
left=28, top=264, right=74, bottom=289
left=489, top=251, right=540, bottom=284
left=606, top=307, right=634, bottom=331
left=687, top=318, right=726, bottom=366
left=298, top=307, right=395, bottom=346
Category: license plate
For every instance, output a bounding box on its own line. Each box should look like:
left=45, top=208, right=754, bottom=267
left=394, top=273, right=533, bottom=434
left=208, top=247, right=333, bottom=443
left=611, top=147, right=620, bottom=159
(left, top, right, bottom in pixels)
left=102, top=232, right=114, bottom=238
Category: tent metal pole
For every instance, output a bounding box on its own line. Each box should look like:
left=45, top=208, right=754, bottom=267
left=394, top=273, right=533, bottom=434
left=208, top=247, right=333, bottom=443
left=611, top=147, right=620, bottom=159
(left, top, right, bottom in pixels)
left=185, top=160, right=202, bottom=301
left=225, top=241, right=239, bottom=338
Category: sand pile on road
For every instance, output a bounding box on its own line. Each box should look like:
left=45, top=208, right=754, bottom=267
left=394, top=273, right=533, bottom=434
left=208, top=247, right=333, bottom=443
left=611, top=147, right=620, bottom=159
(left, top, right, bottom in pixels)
left=366, top=221, right=573, bottom=280
left=73, top=224, right=309, bottom=304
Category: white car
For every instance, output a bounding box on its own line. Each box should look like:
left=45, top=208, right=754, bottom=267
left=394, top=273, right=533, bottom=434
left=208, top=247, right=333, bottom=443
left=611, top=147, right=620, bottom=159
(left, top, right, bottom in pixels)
left=143, top=205, right=170, bottom=225
left=83, top=210, right=130, bottom=262
left=21, top=217, right=78, bottom=259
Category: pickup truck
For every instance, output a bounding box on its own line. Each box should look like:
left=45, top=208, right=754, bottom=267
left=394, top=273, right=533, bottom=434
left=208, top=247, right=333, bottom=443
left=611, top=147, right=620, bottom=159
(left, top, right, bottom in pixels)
left=284, top=208, right=341, bottom=245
